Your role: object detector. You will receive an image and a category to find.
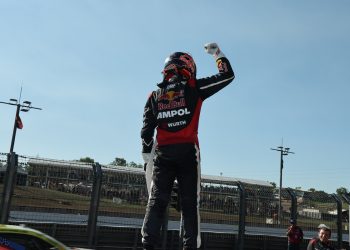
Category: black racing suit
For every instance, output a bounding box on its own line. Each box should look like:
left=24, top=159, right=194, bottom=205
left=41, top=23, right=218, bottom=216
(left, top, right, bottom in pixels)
left=141, top=57, right=234, bottom=249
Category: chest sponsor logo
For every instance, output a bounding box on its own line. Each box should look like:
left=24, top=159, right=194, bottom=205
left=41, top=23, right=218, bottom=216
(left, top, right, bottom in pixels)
left=158, top=90, right=186, bottom=110
left=157, top=108, right=190, bottom=119
left=158, top=98, right=185, bottom=110
left=158, top=90, right=184, bottom=102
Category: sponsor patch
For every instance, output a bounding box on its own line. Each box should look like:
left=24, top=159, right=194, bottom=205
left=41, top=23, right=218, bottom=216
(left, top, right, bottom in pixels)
left=157, top=108, right=190, bottom=119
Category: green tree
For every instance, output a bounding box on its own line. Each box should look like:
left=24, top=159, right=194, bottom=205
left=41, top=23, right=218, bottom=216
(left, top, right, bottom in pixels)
left=127, top=161, right=143, bottom=168
left=79, top=157, right=95, bottom=163
left=308, top=188, right=316, bottom=192
left=111, top=157, right=127, bottom=166
left=336, top=187, right=349, bottom=196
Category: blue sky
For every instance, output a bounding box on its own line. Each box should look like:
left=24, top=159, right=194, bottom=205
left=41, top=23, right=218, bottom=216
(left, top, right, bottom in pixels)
left=0, top=1, right=349, bottom=193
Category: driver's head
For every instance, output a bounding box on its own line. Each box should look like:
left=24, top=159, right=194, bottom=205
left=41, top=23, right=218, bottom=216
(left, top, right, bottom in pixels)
left=162, top=52, right=196, bottom=83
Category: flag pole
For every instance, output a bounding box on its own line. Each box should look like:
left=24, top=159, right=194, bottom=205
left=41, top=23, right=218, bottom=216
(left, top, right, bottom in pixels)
left=10, top=87, right=23, bottom=153
left=9, top=104, right=21, bottom=153
left=0, top=87, right=42, bottom=153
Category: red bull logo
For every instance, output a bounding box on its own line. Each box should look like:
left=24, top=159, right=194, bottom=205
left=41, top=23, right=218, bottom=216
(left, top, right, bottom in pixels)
left=158, top=98, right=186, bottom=110
left=158, top=90, right=184, bottom=102
left=217, top=59, right=228, bottom=72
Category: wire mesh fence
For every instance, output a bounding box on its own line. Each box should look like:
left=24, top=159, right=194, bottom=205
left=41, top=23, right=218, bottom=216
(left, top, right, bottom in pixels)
left=0, top=152, right=349, bottom=250
left=11, top=156, right=92, bottom=225
left=298, top=191, right=339, bottom=234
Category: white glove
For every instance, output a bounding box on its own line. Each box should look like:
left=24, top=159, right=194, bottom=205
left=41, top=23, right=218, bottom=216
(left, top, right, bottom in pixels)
left=204, top=42, right=225, bottom=60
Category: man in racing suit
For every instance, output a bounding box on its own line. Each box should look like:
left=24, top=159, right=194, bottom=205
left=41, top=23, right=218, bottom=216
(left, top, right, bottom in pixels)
left=141, top=43, right=235, bottom=250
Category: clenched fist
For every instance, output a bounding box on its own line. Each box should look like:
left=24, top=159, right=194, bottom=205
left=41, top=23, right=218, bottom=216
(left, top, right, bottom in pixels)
left=204, top=42, right=225, bottom=60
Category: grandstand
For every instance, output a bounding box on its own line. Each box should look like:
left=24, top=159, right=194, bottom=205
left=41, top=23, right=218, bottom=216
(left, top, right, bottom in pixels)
left=23, top=157, right=275, bottom=212
left=26, top=157, right=273, bottom=189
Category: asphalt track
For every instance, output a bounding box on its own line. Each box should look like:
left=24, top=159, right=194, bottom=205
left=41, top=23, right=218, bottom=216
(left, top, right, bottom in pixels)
left=9, top=211, right=348, bottom=242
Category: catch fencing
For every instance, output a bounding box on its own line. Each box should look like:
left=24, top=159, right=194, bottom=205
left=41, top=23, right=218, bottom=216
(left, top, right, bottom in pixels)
left=0, top=152, right=349, bottom=250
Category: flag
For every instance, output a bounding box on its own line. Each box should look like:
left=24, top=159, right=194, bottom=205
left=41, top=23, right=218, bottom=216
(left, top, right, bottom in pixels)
left=16, top=115, right=23, bottom=129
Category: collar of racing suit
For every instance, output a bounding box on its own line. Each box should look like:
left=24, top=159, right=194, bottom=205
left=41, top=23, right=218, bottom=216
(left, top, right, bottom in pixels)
left=157, top=78, right=195, bottom=88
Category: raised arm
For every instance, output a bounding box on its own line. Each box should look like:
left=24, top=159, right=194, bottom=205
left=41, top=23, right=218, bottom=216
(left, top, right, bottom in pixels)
left=197, top=42, right=235, bottom=100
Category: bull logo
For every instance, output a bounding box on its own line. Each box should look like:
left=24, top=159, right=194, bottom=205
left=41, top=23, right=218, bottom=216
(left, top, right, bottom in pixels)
left=158, top=90, right=184, bottom=102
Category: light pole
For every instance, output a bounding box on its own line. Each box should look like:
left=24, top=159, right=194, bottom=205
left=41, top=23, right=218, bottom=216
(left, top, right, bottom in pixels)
left=0, top=93, right=42, bottom=153
left=271, top=146, right=294, bottom=223
left=0, top=91, right=41, bottom=223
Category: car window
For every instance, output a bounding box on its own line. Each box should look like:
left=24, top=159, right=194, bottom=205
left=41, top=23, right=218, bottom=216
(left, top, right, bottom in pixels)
left=0, top=234, right=56, bottom=250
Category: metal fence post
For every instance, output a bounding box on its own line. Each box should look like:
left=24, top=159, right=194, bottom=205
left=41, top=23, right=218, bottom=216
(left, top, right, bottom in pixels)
left=0, top=152, right=18, bottom=224
left=237, top=182, right=246, bottom=250
left=87, top=162, right=103, bottom=248
left=331, top=193, right=342, bottom=249
left=286, top=188, right=297, bottom=222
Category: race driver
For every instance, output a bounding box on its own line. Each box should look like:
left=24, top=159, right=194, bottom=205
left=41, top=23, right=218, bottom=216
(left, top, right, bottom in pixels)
left=141, top=42, right=235, bottom=250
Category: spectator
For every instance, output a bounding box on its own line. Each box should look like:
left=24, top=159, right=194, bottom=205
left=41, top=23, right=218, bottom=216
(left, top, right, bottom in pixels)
left=307, top=224, right=335, bottom=250
left=286, top=219, right=303, bottom=250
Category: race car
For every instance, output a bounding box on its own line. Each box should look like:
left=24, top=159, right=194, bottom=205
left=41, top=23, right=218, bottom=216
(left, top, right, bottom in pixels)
left=0, top=224, right=89, bottom=250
